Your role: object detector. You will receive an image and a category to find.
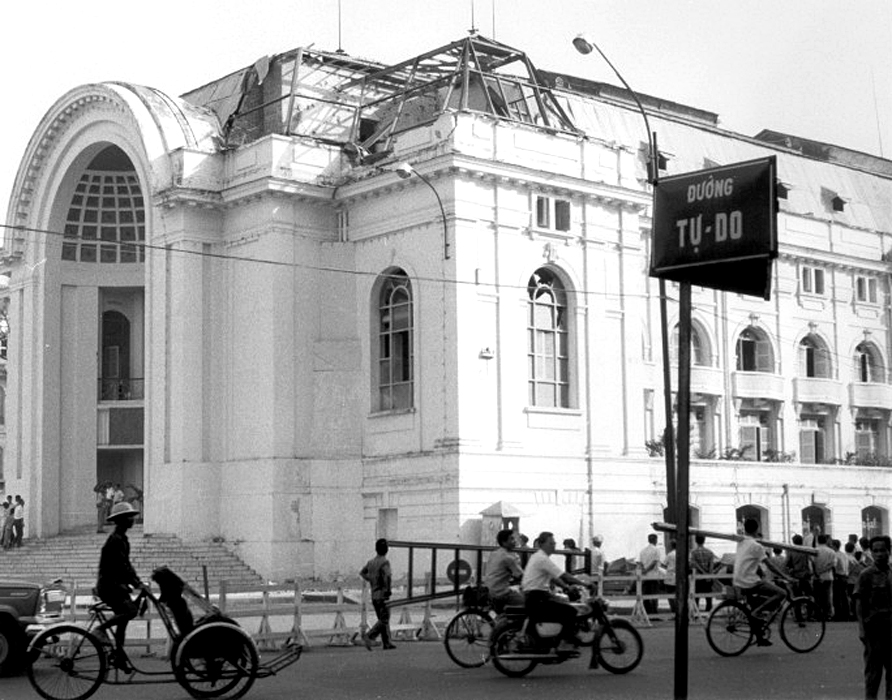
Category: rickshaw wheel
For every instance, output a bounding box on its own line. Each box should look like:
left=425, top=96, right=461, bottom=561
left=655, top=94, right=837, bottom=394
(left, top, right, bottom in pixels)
left=27, top=625, right=107, bottom=700
left=173, top=622, right=258, bottom=700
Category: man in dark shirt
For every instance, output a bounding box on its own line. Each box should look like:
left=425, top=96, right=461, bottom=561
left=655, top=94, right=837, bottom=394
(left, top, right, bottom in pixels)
left=785, top=534, right=814, bottom=599
left=484, top=530, right=524, bottom=612
left=360, top=538, right=395, bottom=650
left=856, top=535, right=892, bottom=700
left=95, top=501, right=142, bottom=672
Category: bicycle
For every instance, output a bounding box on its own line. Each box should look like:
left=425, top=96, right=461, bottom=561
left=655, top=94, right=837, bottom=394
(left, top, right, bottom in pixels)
left=27, top=567, right=302, bottom=700
left=705, top=579, right=825, bottom=656
left=443, top=584, right=495, bottom=668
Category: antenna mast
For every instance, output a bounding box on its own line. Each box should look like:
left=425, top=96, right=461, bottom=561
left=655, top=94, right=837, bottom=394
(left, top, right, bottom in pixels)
left=336, top=0, right=345, bottom=53
left=469, top=0, right=478, bottom=35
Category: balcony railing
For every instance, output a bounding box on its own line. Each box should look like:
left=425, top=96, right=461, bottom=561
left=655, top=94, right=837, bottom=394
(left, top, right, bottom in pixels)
left=793, top=376, right=843, bottom=406
left=850, top=382, right=892, bottom=410
left=98, top=378, right=144, bottom=402
left=731, top=371, right=785, bottom=401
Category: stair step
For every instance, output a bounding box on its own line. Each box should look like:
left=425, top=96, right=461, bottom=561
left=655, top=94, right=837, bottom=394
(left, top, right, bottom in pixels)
left=10, top=531, right=266, bottom=591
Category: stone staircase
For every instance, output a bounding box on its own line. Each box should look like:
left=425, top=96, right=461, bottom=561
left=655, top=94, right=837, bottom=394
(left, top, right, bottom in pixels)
left=3, top=526, right=267, bottom=592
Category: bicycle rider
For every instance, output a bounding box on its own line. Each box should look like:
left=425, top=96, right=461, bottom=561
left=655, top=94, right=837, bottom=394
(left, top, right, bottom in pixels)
left=733, top=518, right=793, bottom=646
left=94, top=501, right=143, bottom=672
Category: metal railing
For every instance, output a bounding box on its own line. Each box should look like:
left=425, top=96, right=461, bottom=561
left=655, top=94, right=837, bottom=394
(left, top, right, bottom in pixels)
left=98, top=378, right=144, bottom=401
left=384, top=539, right=591, bottom=608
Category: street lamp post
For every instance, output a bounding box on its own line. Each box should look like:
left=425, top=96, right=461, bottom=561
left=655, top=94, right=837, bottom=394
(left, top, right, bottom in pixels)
left=395, top=163, right=450, bottom=260
left=574, top=33, right=691, bottom=700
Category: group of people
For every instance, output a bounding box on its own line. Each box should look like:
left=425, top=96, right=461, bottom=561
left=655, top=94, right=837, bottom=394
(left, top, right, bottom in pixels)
left=354, top=527, right=892, bottom=697
left=482, top=529, right=592, bottom=654
left=0, top=494, right=25, bottom=548
left=95, top=482, right=127, bottom=533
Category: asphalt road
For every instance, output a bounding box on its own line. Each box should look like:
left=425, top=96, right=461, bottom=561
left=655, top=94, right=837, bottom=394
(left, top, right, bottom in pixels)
left=1, top=621, right=869, bottom=700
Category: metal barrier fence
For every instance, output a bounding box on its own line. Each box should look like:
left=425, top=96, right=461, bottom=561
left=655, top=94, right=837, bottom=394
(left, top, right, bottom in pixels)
left=48, top=568, right=729, bottom=656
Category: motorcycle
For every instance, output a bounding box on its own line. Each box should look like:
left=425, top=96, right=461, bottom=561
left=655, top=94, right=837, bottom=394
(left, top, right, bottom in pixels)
left=489, top=581, right=644, bottom=678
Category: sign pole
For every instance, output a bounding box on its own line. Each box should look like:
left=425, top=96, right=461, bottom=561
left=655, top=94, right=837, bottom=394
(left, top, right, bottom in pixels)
left=673, top=281, right=692, bottom=700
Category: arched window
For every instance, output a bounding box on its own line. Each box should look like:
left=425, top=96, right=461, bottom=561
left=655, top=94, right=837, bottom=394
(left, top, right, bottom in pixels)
left=799, top=334, right=831, bottom=378
left=375, top=269, right=413, bottom=412
left=671, top=322, right=710, bottom=366
left=736, top=505, right=768, bottom=538
left=736, top=327, right=772, bottom=372
left=527, top=268, right=569, bottom=408
left=802, top=505, right=830, bottom=540
left=863, top=506, right=887, bottom=539
left=855, top=341, right=884, bottom=383
left=62, top=145, right=145, bottom=264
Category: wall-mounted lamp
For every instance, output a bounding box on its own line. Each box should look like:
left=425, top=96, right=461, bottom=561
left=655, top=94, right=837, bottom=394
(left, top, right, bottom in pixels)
left=395, top=162, right=450, bottom=260
left=479, top=347, right=495, bottom=360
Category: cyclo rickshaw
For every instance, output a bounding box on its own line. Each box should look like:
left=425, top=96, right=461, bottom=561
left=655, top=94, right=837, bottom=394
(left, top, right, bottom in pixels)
left=27, top=566, right=302, bottom=700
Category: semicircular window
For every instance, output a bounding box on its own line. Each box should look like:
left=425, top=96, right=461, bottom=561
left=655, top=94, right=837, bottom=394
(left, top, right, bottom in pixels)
left=62, top=145, right=145, bottom=264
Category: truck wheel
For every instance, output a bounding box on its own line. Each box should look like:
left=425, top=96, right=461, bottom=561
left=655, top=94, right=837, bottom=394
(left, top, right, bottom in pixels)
left=0, top=623, right=22, bottom=675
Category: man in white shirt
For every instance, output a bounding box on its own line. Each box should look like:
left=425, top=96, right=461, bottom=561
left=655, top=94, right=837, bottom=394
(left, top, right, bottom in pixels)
left=639, top=534, right=662, bottom=614
left=733, top=518, right=790, bottom=645
left=521, top=531, right=590, bottom=653
left=590, top=535, right=605, bottom=576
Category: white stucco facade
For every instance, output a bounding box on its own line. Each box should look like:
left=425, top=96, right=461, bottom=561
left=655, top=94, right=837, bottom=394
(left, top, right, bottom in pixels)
left=4, top=38, right=892, bottom=580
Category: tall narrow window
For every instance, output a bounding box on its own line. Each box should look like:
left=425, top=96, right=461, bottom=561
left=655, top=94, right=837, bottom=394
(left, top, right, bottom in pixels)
left=528, top=268, right=569, bottom=408
left=739, top=412, right=771, bottom=461
left=376, top=270, right=413, bottom=411
left=799, top=416, right=825, bottom=464
left=801, top=266, right=826, bottom=295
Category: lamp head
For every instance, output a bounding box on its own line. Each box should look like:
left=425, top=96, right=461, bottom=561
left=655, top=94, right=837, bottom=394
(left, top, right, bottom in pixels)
left=572, top=34, right=594, bottom=55
left=395, top=163, right=415, bottom=180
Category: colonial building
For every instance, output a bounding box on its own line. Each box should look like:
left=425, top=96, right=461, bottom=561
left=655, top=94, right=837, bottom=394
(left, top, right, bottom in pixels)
left=3, top=34, right=891, bottom=580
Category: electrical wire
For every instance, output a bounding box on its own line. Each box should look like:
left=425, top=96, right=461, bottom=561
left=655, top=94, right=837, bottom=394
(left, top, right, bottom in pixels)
left=0, top=221, right=885, bottom=373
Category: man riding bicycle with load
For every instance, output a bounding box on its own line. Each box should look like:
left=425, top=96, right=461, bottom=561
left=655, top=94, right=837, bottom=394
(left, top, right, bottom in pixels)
left=733, top=518, right=794, bottom=646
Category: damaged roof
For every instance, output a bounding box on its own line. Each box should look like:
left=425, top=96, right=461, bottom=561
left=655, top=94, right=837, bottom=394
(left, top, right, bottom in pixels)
left=181, top=34, right=579, bottom=160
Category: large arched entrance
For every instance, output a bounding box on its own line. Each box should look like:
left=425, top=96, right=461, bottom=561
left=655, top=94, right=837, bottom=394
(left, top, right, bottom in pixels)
left=59, top=144, right=147, bottom=527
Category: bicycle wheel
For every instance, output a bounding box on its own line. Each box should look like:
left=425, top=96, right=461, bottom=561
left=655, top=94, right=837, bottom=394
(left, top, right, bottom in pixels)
left=780, top=597, right=825, bottom=653
left=596, top=618, right=643, bottom=674
left=443, top=609, right=493, bottom=668
left=28, top=625, right=107, bottom=700
left=705, top=601, right=754, bottom=657
left=489, top=621, right=538, bottom=678
left=173, top=622, right=258, bottom=700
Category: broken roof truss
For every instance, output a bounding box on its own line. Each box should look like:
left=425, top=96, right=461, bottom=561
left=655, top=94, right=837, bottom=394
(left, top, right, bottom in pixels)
left=183, top=34, right=580, bottom=160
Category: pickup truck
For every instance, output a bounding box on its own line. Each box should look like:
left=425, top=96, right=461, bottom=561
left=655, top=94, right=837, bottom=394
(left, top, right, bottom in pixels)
left=0, top=579, right=65, bottom=674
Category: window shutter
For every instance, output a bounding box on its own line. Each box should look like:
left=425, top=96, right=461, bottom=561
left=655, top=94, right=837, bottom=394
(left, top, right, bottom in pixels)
left=756, top=337, right=772, bottom=372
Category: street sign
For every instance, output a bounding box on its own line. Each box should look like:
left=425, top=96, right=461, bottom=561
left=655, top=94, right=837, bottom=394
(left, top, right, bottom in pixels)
left=650, top=156, right=778, bottom=299
left=446, top=559, right=472, bottom=585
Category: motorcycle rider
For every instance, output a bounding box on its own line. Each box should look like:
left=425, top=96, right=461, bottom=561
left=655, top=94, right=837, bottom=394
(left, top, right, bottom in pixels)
left=521, top=531, right=592, bottom=653
left=485, top=529, right=525, bottom=612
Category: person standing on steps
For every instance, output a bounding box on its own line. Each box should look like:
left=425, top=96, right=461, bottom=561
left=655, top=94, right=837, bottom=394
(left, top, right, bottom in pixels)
left=360, top=538, right=396, bottom=651
left=12, top=495, right=24, bottom=547
left=94, top=501, right=143, bottom=673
